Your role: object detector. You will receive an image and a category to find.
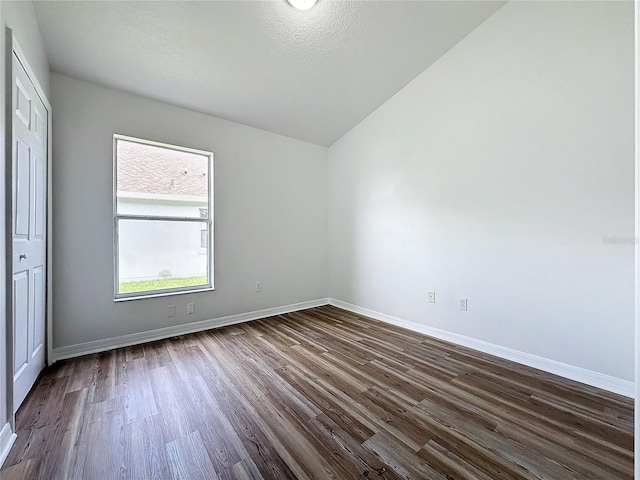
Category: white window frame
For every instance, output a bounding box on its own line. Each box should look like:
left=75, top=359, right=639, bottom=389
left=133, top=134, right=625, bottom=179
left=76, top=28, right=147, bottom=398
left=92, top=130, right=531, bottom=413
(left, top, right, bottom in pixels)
left=113, top=134, right=214, bottom=301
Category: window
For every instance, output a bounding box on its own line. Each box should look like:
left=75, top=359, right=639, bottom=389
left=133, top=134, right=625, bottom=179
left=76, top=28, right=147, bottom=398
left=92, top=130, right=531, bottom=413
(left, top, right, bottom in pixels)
left=114, top=135, right=214, bottom=299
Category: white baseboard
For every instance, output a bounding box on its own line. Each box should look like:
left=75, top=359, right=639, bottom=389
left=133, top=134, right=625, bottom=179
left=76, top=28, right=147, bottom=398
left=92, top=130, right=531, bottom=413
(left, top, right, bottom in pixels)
left=51, top=298, right=330, bottom=362
left=329, top=298, right=635, bottom=398
left=0, top=422, right=16, bottom=468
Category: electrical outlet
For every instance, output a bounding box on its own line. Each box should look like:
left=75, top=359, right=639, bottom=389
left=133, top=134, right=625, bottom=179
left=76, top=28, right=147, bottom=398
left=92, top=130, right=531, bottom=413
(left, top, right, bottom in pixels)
left=427, top=291, right=436, bottom=303
left=167, top=305, right=176, bottom=318
left=187, top=302, right=195, bottom=315
left=459, top=298, right=468, bottom=311
left=256, top=281, right=262, bottom=292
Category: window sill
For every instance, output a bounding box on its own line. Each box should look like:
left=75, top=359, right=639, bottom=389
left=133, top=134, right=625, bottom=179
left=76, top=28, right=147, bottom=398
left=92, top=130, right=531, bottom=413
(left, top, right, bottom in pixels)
left=114, top=285, right=214, bottom=302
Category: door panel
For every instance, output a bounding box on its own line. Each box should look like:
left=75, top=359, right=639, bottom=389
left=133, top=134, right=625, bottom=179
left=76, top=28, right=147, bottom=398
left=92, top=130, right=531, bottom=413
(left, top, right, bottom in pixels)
left=14, top=138, right=30, bottom=238
left=12, top=272, right=29, bottom=376
left=32, top=266, right=45, bottom=361
left=33, top=106, right=45, bottom=148
left=12, top=52, right=48, bottom=410
left=14, top=79, right=30, bottom=129
left=34, top=154, right=45, bottom=238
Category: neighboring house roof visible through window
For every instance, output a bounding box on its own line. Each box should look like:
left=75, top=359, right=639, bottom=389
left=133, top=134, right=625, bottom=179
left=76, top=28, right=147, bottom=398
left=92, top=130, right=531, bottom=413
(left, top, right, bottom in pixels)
left=117, top=140, right=209, bottom=198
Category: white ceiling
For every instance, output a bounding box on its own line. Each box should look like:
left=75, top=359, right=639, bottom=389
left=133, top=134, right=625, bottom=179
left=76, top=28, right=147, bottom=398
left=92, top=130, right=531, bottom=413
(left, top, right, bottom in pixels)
left=33, top=1, right=506, bottom=146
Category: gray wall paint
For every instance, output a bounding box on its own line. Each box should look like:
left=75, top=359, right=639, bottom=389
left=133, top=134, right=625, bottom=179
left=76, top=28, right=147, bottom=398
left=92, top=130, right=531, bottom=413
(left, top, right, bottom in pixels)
left=328, top=1, right=635, bottom=380
left=51, top=73, right=328, bottom=348
left=0, top=0, right=49, bottom=434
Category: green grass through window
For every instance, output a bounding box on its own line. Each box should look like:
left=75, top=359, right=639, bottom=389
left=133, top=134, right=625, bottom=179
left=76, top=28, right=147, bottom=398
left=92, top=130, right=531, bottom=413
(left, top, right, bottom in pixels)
left=119, top=276, right=208, bottom=294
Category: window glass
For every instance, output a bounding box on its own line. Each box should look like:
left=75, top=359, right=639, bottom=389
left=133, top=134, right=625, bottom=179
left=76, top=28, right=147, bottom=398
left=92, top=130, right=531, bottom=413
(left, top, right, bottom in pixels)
left=114, top=136, right=213, bottom=299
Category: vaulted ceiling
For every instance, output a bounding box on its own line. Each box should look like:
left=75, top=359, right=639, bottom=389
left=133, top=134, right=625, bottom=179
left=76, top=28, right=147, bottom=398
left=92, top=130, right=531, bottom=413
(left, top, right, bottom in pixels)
left=33, top=1, right=506, bottom=146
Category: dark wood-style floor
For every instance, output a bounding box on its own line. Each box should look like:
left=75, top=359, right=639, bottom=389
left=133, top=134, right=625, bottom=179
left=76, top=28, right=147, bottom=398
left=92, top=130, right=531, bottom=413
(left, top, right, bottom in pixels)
left=0, top=305, right=634, bottom=479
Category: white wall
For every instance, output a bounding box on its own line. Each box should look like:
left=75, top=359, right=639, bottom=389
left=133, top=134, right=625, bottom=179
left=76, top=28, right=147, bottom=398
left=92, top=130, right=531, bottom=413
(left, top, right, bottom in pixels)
left=328, top=1, right=635, bottom=381
left=51, top=73, right=328, bottom=349
left=0, top=0, right=49, bottom=448
left=635, top=0, right=639, bottom=472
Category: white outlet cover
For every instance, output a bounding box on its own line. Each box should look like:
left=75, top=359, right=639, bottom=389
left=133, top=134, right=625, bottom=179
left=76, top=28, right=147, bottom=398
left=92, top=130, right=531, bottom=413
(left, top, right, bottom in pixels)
left=428, top=292, right=436, bottom=303
left=459, top=298, right=468, bottom=311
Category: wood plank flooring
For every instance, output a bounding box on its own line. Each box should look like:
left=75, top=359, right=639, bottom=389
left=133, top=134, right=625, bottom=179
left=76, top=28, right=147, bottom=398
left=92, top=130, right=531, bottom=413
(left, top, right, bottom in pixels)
left=1, top=305, right=634, bottom=479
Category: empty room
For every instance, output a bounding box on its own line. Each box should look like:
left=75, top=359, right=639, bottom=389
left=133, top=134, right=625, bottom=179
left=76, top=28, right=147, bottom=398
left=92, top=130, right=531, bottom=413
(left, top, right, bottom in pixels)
left=0, top=0, right=637, bottom=479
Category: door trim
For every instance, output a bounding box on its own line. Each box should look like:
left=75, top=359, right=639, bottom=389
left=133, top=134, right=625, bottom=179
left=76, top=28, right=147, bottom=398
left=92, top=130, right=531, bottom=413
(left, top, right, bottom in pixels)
left=4, top=29, right=53, bottom=424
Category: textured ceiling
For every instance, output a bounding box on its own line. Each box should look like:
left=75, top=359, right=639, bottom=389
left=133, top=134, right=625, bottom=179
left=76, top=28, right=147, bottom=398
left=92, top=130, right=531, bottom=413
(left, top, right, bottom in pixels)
left=34, top=1, right=506, bottom=146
